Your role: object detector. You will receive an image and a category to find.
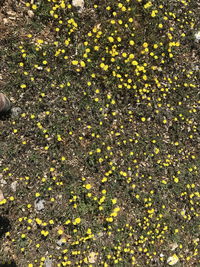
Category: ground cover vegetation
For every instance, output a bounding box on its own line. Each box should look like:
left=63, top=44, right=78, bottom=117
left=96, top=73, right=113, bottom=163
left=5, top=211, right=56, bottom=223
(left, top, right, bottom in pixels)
left=0, top=0, right=199, bottom=266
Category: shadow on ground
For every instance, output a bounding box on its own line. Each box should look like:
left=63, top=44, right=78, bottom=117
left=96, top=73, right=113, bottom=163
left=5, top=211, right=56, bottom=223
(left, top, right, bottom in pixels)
left=0, top=262, right=17, bottom=267
left=0, top=216, right=17, bottom=266
left=0, top=216, right=11, bottom=238
left=0, top=110, right=11, bottom=121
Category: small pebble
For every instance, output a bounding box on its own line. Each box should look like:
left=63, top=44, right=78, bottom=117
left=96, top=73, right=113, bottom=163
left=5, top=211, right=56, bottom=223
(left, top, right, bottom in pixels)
left=0, top=179, right=7, bottom=186
left=194, top=30, right=200, bottom=42
left=34, top=198, right=45, bottom=211
left=11, top=181, right=18, bottom=192
left=72, top=0, right=84, bottom=12
left=44, top=257, right=53, bottom=267
left=11, top=107, right=22, bottom=118
left=0, top=189, right=4, bottom=202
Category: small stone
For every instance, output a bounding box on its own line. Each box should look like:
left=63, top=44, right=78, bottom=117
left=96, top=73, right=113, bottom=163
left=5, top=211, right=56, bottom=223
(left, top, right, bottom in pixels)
left=11, top=107, right=22, bottom=118
left=34, top=198, right=45, bottom=211
left=56, top=237, right=65, bottom=247
left=88, top=252, right=98, bottom=264
left=167, top=254, right=179, bottom=265
left=3, top=18, right=9, bottom=25
left=11, top=181, right=18, bottom=192
left=194, top=30, right=200, bottom=42
left=0, top=179, right=7, bottom=186
left=170, top=242, right=178, bottom=251
left=0, top=189, right=5, bottom=202
left=44, top=257, right=53, bottom=267
left=72, top=0, right=84, bottom=11
left=0, top=93, right=11, bottom=113
left=27, top=10, right=34, bottom=18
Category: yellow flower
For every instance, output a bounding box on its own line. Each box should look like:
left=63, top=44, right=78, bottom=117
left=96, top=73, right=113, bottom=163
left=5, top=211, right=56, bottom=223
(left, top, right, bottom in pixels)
left=80, top=61, right=86, bottom=67
left=151, top=10, right=158, bottom=17
left=101, top=176, right=107, bottom=182
left=174, top=177, right=179, bottom=183
left=132, top=184, right=136, bottom=189
left=143, top=42, right=148, bottom=48
left=58, top=229, right=64, bottom=235
left=36, top=218, right=42, bottom=225
left=94, top=45, right=99, bottom=51
left=65, top=39, right=69, bottom=46
left=20, top=84, right=27, bottom=88
left=113, top=206, right=120, bottom=212
left=132, top=60, right=138, bottom=66
left=65, top=219, right=71, bottom=225
left=32, top=4, right=37, bottom=10
left=144, top=1, right=152, bottom=8
left=85, top=184, right=92, bottom=190
left=106, top=217, right=113, bottom=222
left=154, top=147, right=160, bottom=154
left=99, top=196, right=105, bottom=203
left=57, top=135, right=62, bottom=141
left=108, top=36, right=114, bottom=42
left=60, top=1, right=65, bottom=8
left=73, top=217, right=81, bottom=225
left=37, top=39, right=43, bottom=44
left=72, top=60, right=79, bottom=65
left=129, top=40, right=135, bottom=45
left=41, top=230, right=49, bottom=237
left=148, top=208, right=155, bottom=214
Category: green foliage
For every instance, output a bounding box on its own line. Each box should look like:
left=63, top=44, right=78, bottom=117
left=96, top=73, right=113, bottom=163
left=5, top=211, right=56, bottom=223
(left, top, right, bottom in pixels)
left=0, top=0, right=199, bottom=266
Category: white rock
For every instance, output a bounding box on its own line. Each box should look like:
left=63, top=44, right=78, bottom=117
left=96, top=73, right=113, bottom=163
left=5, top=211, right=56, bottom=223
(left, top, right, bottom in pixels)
left=11, top=181, right=18, bottom=192
left=3, top=18, right=9, bottom=25
left=0, top=189, right=4, bottom=201
left=56, top=238, right=66, bottom=246
left=72, top=0, right=84, bottom=11
left=88, top=252, right=98, bottom=263
left=194, top=30, right=200, bottom=41
left=0, top=179, right=7, bottom=186
left=170, top=242, right=178, bottom=251
left=44, top=257, right=53, bottom=267
left=34, top=198, right=45, bottom=211
left=167, top=254, right=179, bottom=265
left=27, top=10, right=34, bottom=18
left=11, top=107, right=22, bottom=118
